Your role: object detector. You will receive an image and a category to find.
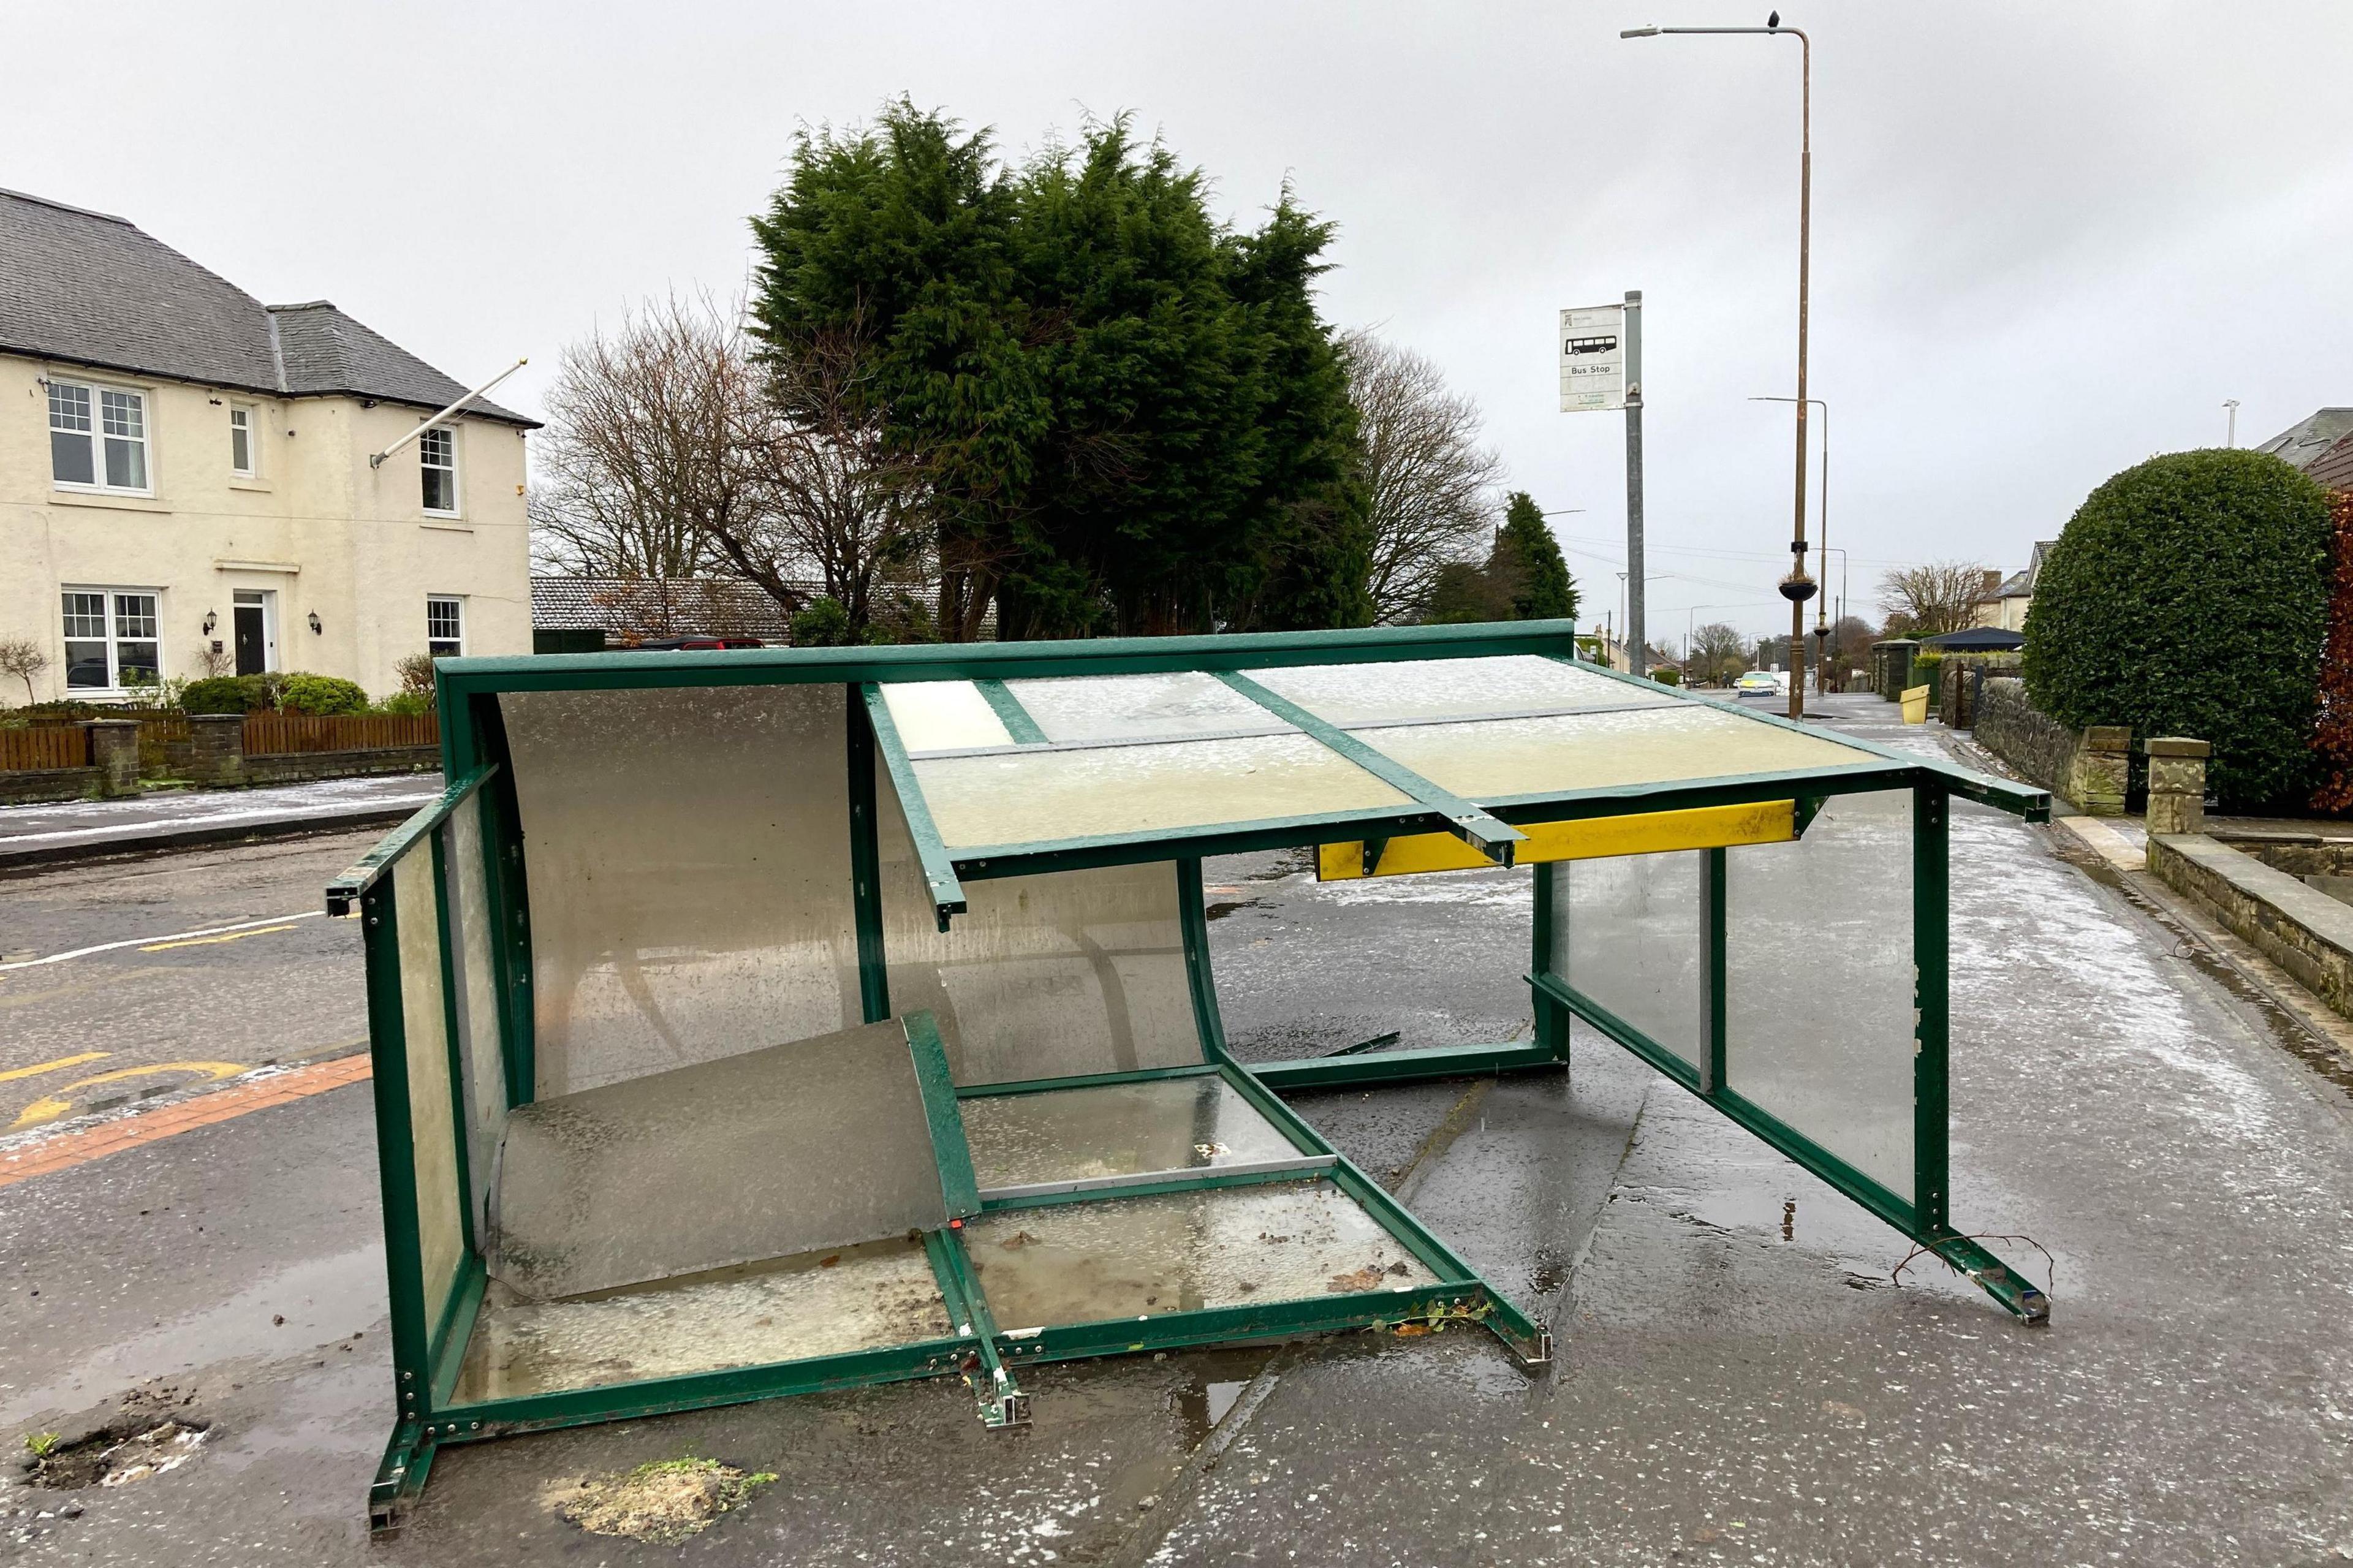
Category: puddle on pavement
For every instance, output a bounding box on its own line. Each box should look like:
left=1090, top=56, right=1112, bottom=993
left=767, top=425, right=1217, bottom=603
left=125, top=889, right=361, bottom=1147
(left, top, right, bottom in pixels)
left=2076, top=858, right=2353, bottom=1100
left=547, top=1456, right=775, bottom=1545
left=22, top=1418, right=211, bottom=1490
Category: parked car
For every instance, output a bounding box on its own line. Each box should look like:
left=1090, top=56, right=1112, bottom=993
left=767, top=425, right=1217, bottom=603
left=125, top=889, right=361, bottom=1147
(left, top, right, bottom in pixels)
left=1733, top=671, right=1778, bottom=696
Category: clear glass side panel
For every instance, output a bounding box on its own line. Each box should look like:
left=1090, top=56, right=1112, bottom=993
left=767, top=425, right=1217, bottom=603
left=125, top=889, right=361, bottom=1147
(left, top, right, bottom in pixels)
left=1723, top=789, right=1915, bottom=1204
left=877, top=775, right=1203, bottom=1085
left=1360, top=705, right=1882, bottom=800
left=963, top=1181, right=1437, bottom=1329
left=1242, top=655, right=1669, bottom=725
left=1557, top=851, right=1703, bottom=1068
left=961, top=1077, right=1302, bottom=1191
left=453, top=1237, right=950, bottom=1404
left=911, top=732, right=1409, bottom=850
left=444, top=790, right=507, bottom=1238
left=881, top=680, right=1013, bottom=752
left=501, top=686, right=859, bottom=1099
left=392, top=849, right=466, bottom=1316
left=487, top=1019, right=947, bottom=1301
left=1004, top=672, right=1289, bottom=743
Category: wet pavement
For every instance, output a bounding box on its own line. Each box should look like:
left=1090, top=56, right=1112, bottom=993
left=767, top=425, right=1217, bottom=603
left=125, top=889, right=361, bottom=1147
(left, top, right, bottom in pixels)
left=2, top=695, right=2352, bottom=1564
left=0, top=776, right=438, bottom=865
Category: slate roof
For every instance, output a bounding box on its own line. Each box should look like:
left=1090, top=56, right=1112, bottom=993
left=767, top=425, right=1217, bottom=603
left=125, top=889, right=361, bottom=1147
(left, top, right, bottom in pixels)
left=1921, top=625, right=2026, bottom=651
left=2308, top=430, right=2353, bottom=493
left=1993, top=540, right=2058, bottom=600
left=0, top=187, right=532, bottom=425
left=531, top=577, right=800, bottom=642
left=2255, top=408, right=2353, bottom=472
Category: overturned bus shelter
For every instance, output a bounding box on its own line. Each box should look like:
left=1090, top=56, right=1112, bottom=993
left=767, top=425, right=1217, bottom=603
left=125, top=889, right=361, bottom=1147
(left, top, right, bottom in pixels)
left=333, top=621, right=2052, bottom=1529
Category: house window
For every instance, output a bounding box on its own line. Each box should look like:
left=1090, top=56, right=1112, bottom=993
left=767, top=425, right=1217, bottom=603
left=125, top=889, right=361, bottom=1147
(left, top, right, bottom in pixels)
left=49, top=379, right=151, bottom=493
left=420, top=426, right=457, bottom=514
left=62, top=589, right=162, bottom=691
left=229, top=406, right=255, bottom=475
left=426, top=596, right=464, bottom=659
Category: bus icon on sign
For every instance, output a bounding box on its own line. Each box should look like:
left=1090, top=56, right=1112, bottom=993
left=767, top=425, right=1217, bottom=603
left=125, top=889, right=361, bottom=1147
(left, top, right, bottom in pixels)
left=1563, top=334, right=1618, bottom=357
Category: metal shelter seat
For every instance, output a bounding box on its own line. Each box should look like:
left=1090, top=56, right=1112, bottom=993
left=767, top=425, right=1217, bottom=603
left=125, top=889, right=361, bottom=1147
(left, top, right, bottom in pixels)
left=333, top=621, right=2054, bottom=1534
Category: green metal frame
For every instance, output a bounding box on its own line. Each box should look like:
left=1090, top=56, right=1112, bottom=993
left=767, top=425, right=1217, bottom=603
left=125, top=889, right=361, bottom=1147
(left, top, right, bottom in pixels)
left=1527, top=779, right=2050, bottom=1324
left=350, top=620, right=2052, bottom=1530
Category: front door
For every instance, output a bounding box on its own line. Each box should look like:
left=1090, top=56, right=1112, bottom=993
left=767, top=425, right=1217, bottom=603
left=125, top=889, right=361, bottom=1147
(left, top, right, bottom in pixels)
left=233, top=591, right=271, bottom=676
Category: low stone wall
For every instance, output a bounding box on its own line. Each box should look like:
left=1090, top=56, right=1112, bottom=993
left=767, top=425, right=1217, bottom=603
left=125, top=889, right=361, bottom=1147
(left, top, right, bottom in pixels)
left=2210, top=830, right=2353, bottom=879
left=2148, top=833, right=2353, bottom=1022
left=1938, top=654, right=2022, bottom=729
left=1975, top=679, right=2130, bottom=814
left=0, top=766, right=102, bottom=805
left=241, top=745, right=441, bottom=784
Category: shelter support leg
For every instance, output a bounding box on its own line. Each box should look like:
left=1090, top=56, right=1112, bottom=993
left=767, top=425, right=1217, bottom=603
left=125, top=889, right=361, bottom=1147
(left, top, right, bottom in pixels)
left=368, top=1420, right=436, bottom=1539
left=927, top=1229, right=1031, bottom=1429
left=1472, top=1290, right=1554, bottom=1371
left=1912, top=1229, right=2052, bottom=1324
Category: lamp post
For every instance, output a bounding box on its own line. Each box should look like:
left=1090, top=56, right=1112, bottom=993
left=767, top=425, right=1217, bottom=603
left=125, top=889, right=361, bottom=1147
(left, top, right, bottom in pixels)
left=1751, top=395, right=1828, bottom=694
left=1624, top=14, right=1813, bottom=719
left=2224, top=399, right=2240, bottom=449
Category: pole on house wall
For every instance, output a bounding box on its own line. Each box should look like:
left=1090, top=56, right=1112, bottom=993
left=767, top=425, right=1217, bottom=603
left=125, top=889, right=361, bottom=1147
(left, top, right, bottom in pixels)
left=1624, top=290, right=1646, bottom=678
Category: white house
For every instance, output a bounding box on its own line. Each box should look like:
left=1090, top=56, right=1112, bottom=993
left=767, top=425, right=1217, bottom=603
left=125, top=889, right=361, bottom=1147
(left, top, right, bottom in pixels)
left=0, top=187, right=535, bottom=704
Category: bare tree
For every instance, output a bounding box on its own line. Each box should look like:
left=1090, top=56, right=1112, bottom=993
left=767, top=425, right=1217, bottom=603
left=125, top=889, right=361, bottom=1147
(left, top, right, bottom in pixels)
left=0, top=637, right=47, bottom=706
left=1342, top=330, right=1504, bottom=624
left=529, top=295, right=758, bottom=581
left=730, top=324, right=934, bottom=636
left=1877, top=560, right=1995, bottom=636
left=1689, top=622, right=1749, bottom=687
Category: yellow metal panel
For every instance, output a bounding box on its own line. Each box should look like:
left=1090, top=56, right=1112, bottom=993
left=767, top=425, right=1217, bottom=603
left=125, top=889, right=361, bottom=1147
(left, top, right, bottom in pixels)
left=1317, top=800, right=1797, bottom=881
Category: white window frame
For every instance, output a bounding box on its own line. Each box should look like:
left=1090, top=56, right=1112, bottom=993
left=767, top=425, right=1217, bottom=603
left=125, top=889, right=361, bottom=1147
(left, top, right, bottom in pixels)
left=229, top=404, right=257, bottom=477
left=426, top=595, right=465, bottom=658
left=419, top=425, right=459, bottom=517
left=48, top=376, right=154, bottom=496
left=61, top=586, right=165, bottom=694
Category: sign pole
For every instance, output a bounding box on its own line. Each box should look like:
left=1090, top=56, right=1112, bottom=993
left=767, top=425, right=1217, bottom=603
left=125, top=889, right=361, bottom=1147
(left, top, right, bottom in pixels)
left=1623, top=290, right=1646, bottom=677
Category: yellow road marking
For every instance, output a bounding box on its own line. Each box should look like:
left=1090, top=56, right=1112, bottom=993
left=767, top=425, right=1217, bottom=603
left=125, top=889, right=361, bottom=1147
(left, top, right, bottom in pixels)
left=0, top=1051, right=111, bottom=1085
left=12, top=1061, right=245, bottom=1129
left=140, top=923, right=299, bottom=952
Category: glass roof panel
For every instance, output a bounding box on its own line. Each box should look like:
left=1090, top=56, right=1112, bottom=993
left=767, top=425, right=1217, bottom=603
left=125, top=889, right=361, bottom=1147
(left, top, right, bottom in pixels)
left=881, top=681, right=1012, bottom=751
left=1006, top=671, right=1288, bottom=743
left=912, top=732, right=1411, bottom=850
left=1242, top=654, right=1671, bottom=725
left=1359, top=705, right=1885, bottom=799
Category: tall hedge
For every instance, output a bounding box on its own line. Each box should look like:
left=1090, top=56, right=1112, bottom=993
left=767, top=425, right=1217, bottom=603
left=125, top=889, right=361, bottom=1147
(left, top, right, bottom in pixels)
left=2023, top=450, right=2332, bottom=808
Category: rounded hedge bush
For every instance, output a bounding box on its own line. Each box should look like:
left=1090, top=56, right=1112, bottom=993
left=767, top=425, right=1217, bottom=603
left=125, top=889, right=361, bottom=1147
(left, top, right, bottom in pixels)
left=279, top=673, right=368, bottom=716
left=2023, top=449, right=2332, bottom=809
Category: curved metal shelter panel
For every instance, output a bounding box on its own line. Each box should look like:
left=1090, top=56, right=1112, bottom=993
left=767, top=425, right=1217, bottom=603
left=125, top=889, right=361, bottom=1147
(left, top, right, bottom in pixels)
left=501, top=685, right=860, bottom=1097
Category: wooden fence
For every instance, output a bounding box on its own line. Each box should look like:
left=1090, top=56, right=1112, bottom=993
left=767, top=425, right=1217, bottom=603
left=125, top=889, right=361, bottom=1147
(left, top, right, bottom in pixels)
left=0, top=727, right=93, bottom=771
left=242, top=713, right=440, bottom=756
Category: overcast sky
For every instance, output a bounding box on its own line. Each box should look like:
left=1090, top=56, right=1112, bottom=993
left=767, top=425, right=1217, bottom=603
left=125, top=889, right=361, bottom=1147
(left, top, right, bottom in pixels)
left=10, top=2, right=2350, bottom=645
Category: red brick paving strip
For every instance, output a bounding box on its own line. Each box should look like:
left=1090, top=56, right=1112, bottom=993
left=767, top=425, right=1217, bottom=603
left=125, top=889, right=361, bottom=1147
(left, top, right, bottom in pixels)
left=0, top=1055, right=373, bottom=1191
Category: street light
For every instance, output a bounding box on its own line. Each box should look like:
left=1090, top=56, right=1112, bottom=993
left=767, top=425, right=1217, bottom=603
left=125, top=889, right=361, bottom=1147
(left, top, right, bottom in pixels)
left=1624, top=13, right=1813, bottom=719
left=2224, top=399, right=2240, bottom=449
left=1751, top=395, right=1828, bottom=695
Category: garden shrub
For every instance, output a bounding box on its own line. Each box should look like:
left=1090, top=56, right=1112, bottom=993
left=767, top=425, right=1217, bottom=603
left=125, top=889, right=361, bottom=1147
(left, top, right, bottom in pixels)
left=182, top=675, right=271, bottom=714
left=376, top=691, right=434, bottom=718
left=1651, top=665, right=1682, bottom=686
left=279, top=674, right=369, bottom=716
left=2312, top=488, right=2353, bottom=813
left=1911, top=650, right=1944, bottom=696
left=2023, top=450, right=2332, bottom=809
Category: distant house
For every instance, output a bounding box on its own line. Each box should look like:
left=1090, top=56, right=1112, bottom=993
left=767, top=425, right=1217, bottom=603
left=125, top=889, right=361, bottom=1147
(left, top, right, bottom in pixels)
left=0, top=187, right=536, bottom=703
left=2307, top=429, right=2353, bottom=494
left=2255, top=408, right=2353, bottom=474
left=530, top=576, right=798, bottom=648
left=1981, top=541, right=2056, bottom=632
